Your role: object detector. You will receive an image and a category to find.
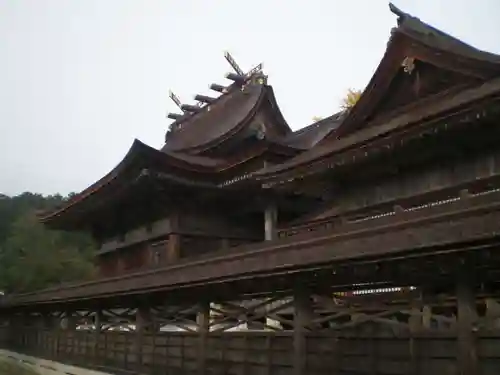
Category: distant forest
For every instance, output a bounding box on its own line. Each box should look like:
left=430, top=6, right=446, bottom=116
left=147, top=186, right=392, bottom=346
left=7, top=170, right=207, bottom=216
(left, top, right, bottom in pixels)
left=0, top=193, right=95, bottom=294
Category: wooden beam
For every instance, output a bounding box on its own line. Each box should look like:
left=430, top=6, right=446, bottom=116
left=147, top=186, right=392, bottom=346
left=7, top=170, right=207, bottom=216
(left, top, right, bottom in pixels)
left=194, top=94, right=216, bottom=104
left=210, top=83, right=226, bottom=93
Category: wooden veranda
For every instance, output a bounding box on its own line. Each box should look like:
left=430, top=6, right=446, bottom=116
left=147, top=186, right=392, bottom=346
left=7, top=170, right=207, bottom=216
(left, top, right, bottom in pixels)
left=1, top=187, right=500, bottom=374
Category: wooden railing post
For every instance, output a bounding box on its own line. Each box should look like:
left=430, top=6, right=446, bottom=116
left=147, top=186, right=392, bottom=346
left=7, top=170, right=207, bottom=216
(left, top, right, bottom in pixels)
left=456, top=260, right=478, bottom=375
left=136, top=306, right=151, bottom=371
left=94, top=310, right=102, bottom=363
left=293, top=286, right=313, bottom=375
left=197, top=301, right=210, bottom=375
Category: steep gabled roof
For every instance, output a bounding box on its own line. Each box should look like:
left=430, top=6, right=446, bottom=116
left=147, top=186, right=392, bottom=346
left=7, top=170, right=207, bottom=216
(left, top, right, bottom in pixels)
left=255, top=4, right=500, bottom=184
left=328, top=3, right=500, bottom=140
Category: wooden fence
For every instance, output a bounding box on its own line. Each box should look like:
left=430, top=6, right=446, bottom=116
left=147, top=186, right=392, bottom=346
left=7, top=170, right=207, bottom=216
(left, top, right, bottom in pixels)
left=1, top=327, right=499, bottom=375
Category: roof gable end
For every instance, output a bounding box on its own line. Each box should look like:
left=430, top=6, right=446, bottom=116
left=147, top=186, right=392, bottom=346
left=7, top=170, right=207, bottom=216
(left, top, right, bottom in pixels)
left=327, top=3, right=500, bottom=140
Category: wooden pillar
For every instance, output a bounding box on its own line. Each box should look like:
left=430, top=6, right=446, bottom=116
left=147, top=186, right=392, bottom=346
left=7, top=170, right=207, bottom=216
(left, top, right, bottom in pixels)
left=409, top=291, right=424, bottom=333
left=94, top=310, right=102, bottom=360
left=166, top=213, right=181, bottom=263
left=264, top=203, right=279, bottom=328
left=264, top=204, right=278, bottom=241
left=422, top=305, right=432, bottom=329
left=136, top=307, right=151, bottom=370
left=456, top=263, right=477, bottom=375
left=197, top=301, right=210, bottom=375
left=136, top=307, right=152, bottom=332
left=166, top=233, right=181, bottom=263
left=293, top=286, right=312, bottom=375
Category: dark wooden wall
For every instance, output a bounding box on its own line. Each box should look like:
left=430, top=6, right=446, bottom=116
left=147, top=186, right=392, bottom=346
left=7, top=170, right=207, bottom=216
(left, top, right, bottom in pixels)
left=2, top=328, right=499, bottom=375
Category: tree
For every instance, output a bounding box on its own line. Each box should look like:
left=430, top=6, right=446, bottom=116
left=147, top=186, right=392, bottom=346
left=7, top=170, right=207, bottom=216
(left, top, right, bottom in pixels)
left=340, top=88, right=362, bottom=110
left=313, top=88, right=363, bottom=120
left=0, top=193, right=95, bottom=293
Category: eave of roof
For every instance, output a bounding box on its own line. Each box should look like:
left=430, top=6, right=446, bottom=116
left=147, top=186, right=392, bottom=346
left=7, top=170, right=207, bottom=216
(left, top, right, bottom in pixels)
left=39, top=140, right=219, bottom=223
left=40, top=135, right=304, bottom=225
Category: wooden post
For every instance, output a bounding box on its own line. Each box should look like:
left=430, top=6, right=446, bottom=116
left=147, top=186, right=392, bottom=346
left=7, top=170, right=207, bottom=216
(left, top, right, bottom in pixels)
left=94, top=310, right=102, bottom=362
left=293, top=286, right=312, bottom=375
left=166, top=212, right=181, bottom=263
left=264, top=203, right=279, bottom=329
left=408, top=304, right=422, bottom=332
left=422, top=305, right=432, bottom=329
left=136, top=307, right=151, bottom=371
left=166, top=233, right=181, bottom=263
left=456, top=262, right=477, bottom=375
left=264, top=204, right=278, bottom=241
left=197, top=301, right=210, bottom=375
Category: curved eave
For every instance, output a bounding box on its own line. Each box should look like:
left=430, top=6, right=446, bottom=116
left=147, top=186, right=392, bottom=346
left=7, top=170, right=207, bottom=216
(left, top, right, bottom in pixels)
left=39, top=140, right=220, bottom=225
left=43, top=169, right=225, bottom=230
left=328, top=4, right=500, bottom=141
left=40, top=137, right=300, bottom=227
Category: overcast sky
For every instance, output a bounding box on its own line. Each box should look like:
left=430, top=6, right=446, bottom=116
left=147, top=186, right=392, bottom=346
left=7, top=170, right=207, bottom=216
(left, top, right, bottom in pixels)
left=1, top=0, right=499, bottom=196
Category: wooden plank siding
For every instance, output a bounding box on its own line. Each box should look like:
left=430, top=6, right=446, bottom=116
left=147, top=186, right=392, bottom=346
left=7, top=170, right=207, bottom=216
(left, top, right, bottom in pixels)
left=1, top=328, right=499, bottom=375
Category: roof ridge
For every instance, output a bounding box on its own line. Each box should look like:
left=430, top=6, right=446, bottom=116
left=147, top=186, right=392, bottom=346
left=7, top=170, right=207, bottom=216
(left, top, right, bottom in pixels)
left=389, top=3, right=500, bottom=62
left=291, top=111, right=346, bottom=137
left=165, top=69, right=268, bottom=139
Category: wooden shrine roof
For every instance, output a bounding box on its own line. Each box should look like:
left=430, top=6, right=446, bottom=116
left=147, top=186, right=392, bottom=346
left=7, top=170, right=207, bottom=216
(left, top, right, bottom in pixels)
left=255, top=3, right=500, bottom=185
left=283, top=111, right=346, bottom=149
left=162, top=84, right=292, bottom=153
left=38, top=138, right=298, bottom=227
left=39, top=58, right=341, bottom=228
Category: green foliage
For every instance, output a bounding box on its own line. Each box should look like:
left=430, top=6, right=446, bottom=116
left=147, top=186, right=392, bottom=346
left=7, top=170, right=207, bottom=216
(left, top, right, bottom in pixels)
left=0, top=193, right=95, bottom=294
left=340, top=88, right=362, bottom=110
